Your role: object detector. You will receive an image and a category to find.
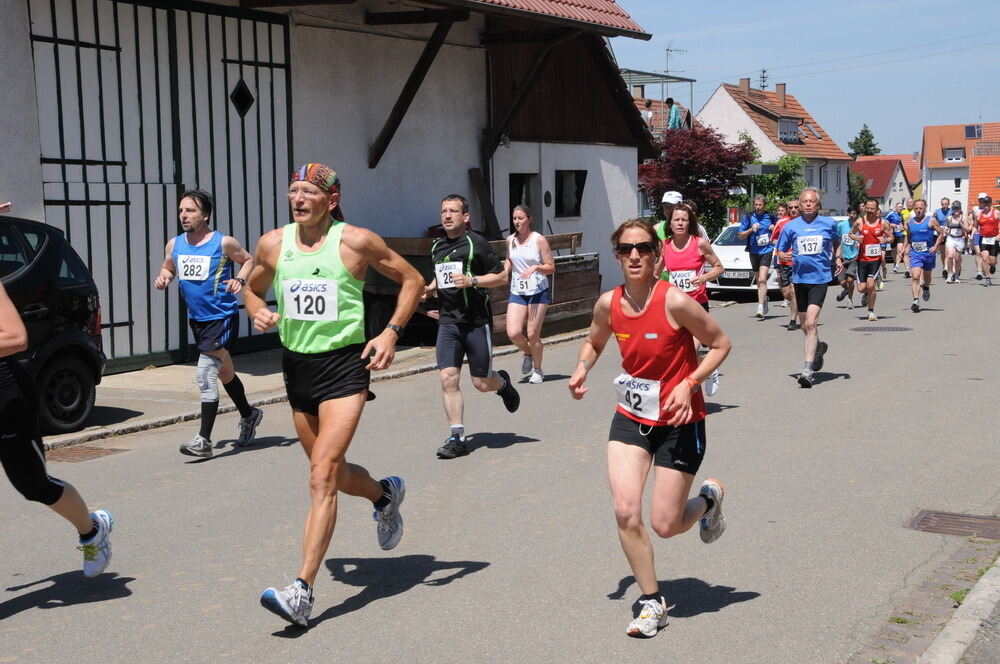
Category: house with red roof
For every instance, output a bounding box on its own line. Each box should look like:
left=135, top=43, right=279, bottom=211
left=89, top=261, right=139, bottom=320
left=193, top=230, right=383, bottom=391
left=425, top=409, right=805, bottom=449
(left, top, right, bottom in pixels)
left=857, top=153, right=922, bottom=197
left=695, top=78, right=852, bottom=213
left=921, top=122, right=1000, bottom=209
left=849, top=159, right=912, bottom=209
left=2, top=0, right=655, bottom=362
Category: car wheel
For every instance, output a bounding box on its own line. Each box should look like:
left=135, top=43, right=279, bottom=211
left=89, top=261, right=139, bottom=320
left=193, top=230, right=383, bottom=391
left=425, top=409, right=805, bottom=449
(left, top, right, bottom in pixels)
left=37, top=356, right=96, bottom=434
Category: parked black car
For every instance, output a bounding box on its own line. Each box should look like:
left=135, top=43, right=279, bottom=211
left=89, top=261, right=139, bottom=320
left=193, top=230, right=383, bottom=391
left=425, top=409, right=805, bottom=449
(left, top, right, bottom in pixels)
left=0, top=217, right=105, bottom=433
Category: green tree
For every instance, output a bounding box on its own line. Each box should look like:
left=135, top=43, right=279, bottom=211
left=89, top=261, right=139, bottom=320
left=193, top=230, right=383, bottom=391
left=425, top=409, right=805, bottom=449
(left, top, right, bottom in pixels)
left=848, top=124, right=880, bottom=158
left=848, top=170, right=868, bottom=211
left=725, top=153, right=808, bottom=214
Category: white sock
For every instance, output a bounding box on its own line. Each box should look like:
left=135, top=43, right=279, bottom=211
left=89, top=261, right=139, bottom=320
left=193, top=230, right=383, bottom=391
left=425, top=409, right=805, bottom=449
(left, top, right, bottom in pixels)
left=450, top=425, right=465, bottom=441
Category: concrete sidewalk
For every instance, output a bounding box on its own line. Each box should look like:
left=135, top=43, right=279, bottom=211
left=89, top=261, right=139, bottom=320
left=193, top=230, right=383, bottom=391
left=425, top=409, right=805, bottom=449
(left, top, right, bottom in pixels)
left=46, top=330, right=588, bottom=450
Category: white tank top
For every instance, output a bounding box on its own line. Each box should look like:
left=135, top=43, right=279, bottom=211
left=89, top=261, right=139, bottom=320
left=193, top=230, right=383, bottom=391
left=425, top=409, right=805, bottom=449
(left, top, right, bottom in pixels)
left=508, top=231, right=549, bottom=296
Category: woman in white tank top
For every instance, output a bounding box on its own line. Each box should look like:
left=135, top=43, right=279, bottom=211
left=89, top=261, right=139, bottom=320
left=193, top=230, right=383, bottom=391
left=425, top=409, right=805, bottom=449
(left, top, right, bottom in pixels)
left=504, top=205, right=555, bottom=383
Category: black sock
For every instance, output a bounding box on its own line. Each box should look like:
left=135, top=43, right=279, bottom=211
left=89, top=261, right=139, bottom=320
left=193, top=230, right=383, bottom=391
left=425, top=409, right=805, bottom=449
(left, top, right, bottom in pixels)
left=639, top=592, right=661, bottom=602
left=702, top=495, right=715, bottom=515
left=223, top=375, right=253, bottom=419
left=373, top=478, right=392, bottom=509
left=79, top=523, right=98, bottom=541
left=199, top=400, right=219, bottom=440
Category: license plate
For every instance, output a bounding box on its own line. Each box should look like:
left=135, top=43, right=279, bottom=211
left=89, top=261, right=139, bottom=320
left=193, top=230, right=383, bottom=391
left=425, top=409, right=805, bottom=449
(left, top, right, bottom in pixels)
left=724, top=270, right=750, bottom=279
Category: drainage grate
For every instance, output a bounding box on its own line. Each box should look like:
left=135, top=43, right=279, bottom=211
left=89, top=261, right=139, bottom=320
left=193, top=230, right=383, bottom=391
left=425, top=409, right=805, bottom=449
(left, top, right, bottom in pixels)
left=849, top=326, right=913, bottom=332
left=47, top=446, right=128, bottom=463
left=908, top=510, right=1000, bottom=539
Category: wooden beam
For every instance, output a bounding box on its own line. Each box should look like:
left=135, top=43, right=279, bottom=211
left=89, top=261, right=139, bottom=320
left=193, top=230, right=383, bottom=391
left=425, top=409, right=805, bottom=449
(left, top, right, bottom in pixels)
left=368, top=20, right=453, bottom=169
left=365, top=9, right=468, bottom=25
left=468, top=167, right=502, bottom=238
left=482, top=30, right=579, bottom=158
left=481, top=29, right=567, bottom=45
left=240, top=0, right=354, bottom=7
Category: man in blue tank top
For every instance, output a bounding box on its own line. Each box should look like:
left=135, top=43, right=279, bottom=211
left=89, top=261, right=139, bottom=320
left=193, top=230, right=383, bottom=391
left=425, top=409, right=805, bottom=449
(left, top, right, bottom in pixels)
left=903, top=199, right=944, bottom=312
left=154, top=190, right=262, bottom=457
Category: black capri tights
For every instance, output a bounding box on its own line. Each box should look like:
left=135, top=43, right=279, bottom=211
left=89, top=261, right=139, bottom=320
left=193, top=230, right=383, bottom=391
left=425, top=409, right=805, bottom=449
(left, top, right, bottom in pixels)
left=0, top=397, right=65, bottom=505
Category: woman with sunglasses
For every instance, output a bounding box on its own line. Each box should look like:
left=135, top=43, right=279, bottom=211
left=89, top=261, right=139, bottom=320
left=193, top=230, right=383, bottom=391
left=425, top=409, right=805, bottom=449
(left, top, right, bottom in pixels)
left=658, top=203, right=725, bottom=396
left=568, top=219, right=731, bottom=638
left=0, top=280, right=113, bottom=576
left=504, top=205, right=555, bottom=383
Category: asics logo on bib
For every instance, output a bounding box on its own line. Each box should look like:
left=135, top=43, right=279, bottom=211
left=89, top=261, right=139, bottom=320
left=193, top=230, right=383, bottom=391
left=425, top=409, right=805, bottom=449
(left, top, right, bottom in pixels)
left=616, top=376, right=653, bottom=392
left=288, top=280, right=329, bottom=294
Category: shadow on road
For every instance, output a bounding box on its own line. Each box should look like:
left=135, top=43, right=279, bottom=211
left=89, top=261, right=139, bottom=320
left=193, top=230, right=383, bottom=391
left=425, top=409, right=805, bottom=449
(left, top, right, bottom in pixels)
left=518, top=373, right=571, bottom=384
left=785, top=372, right=850, bottom=386
left=607, top=575, right=760, bottom=618
left=465, top=432, right=540, bottom=453
left=86, top=405, right=143, bottom=427
left=272, top=555, right=489, bottom=637
left=0, top=571, right=135, bottom=620
left=184, top=435, right=298, bottom=463
left=706, top=402, right=739, bottom=415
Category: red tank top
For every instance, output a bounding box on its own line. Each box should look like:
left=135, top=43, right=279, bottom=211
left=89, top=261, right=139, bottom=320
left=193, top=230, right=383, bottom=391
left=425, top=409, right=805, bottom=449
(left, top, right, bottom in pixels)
left=610, top=280, right=706, bottom=426
left=859, top=219, right=884, bottom=261
left=772, top=217, right=792, bottom=266
left=662, top=235, right=708, bottom=303
left=979, top=209, right=998, bottom=237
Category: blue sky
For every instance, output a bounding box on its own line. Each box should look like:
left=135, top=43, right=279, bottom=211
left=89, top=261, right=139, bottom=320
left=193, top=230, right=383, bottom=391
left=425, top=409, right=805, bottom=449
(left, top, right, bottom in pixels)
left=609, top=0, right=1000, bottom=154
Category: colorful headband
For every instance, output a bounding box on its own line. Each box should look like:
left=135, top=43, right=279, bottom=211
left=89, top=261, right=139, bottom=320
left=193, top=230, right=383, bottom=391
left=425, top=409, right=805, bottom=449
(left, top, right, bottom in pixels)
left=290, top=163, right=340, bottom=194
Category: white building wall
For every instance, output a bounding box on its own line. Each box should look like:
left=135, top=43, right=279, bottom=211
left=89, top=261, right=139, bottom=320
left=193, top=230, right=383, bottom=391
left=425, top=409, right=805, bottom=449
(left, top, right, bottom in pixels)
left=492, top=141, right=638, bottom=290
left=804, top=159, right=849, bottom=214
left=696, top=87, right=783, bottom=160
left=0, top=2, right=44, bottom=221
left=880, top=165, right=912, bottom=209
left=288, top=7, right=488, bottom=237
left=925, top=166, right=969, bottom=208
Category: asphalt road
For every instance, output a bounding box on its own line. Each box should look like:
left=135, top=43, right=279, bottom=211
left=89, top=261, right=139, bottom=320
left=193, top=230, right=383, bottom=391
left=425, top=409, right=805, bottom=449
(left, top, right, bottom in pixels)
left=2, top=262, right=999, bottom=663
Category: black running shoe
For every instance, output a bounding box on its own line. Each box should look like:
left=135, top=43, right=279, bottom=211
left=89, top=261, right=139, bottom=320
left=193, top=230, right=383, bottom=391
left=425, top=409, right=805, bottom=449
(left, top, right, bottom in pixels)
left=496, top=370, right=520, bottom=413
left=905, top=271, right=911, bottom=279
left=976, top=273, right=983, bottom=280
left=436, top=435, right=470, bottom=459
left=811, top=341, right=828, bottom=372
left=942, top=269, right=948, bottom=279
left=797, top=372, right=814, bottom=388
left=786, top=319, right=799, bottom=331
left=911, top=302, right=920, bottom=313
left=836, top=290, right=847, bottom=302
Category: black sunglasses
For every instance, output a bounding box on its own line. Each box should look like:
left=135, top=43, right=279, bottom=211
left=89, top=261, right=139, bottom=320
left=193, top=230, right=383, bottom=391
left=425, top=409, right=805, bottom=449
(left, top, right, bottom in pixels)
left=615, top=242, right=657, bottom=256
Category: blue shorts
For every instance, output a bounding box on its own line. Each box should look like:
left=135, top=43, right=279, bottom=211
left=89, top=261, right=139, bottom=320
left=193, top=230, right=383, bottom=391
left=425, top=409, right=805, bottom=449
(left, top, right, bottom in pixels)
left=508, top=289, right=551, bottom=306
left=909, top=252, right=936, bottom=271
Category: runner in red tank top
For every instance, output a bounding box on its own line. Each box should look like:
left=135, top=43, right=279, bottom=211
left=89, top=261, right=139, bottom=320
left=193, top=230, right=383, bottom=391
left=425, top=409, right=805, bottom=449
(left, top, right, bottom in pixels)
left=851, top=199, right=893, bottom=321
left=659, top=203, right=725, bottom=396
left=568, top=219, right=731, bottom=638
left=770, top=198, right=801, bottom=329
left=975, top=195, right=999, bottom=285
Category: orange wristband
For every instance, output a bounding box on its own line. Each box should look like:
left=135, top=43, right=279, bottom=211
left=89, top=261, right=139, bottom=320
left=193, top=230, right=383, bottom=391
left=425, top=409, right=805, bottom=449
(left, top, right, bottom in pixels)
left=684, top=376, right=699, bottom=390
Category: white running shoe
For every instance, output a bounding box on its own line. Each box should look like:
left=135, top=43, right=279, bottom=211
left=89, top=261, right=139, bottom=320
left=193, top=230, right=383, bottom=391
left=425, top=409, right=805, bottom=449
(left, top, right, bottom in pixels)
left=520, top=354, right=532, bottom=376
left=260, top=580, right=313, bottom=627
left=868, top=311, right=878, bottom=321
left=698, top=479, right=726, bottom=544
left=374, top=476, right=405, bottom=550
left=78, top=509, right=114, bottom=577
left=755, top=304, right=764, bottom=319
left=626, top=596, right=669, bottom=638
left=847, top=298, right=854, bottom=310
left=704, top=369, right=720, bottom=397
left=180, top=434, right=212, bottom=458
left=779, top=299, right=789, bottom=308
left=528, top=369, right=544, bottom=384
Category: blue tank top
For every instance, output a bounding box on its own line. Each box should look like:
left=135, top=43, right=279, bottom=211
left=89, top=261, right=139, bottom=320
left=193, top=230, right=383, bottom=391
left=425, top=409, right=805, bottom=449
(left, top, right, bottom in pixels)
left=172, top=231, right=239, bottom=321
left=907, top=217, right=935, bottom=254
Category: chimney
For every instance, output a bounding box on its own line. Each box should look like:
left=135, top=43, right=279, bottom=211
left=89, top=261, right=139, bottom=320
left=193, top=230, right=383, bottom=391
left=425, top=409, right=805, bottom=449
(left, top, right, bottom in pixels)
left=776, top=83, right=786, bottom=107
left=739, top=78, right=750, bottom=95
left=632, top=84, right=644, bottom=99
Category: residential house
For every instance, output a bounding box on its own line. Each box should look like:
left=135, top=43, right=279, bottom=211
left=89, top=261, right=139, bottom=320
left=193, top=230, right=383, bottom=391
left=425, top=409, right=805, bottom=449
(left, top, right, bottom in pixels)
left=696, top=78, right=852, bottom=213
left=857, top=153, right=922, bottom=198
left=1, top=0, right=654, bottom=366
left=968, top=123, right=1000, bottom=207
left=849, top=158, right=912, bottom=210
left=920, top=122, right=1000, bottom=209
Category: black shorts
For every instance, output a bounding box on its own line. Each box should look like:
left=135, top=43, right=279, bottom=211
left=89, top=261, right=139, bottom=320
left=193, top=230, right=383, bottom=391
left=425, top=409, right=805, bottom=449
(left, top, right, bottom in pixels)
left=608, top=411, right=706, bottom=474
left=0, top=395, right=64, bottom=506
left=282, top=344, right=370, bottom=415
left=892, top=236, right=905, bottom=247
left=857, top=260, right=881, bottom=283
left=978, top=238, right=999, bottom=257
left=436, top=323, right=493, bottom=377
left=749, top=252, right=773, bottom=272
left=189, top=314, right=239, bottom=353
left=776, top=264, right=793, bottom=287
left=794, top=282, right=828, bottom=313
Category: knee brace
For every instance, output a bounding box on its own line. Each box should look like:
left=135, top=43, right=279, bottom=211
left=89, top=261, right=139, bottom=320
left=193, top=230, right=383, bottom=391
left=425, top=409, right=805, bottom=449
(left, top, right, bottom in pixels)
left=196, top=354, right=222, bottom=402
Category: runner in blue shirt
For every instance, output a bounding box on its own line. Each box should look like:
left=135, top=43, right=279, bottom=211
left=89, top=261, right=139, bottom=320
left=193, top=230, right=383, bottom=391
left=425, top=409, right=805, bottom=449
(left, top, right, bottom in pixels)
left=904, top=199, right=944, bottom=312
left=834, top=212, right=859, bottom=309
left=737, top=195, right=776, bottom=319
left=933, top=197, right=951, bottom=279
left=884, top=203, right=905, bottom=273
left=776, top=188, right=842, bottom=388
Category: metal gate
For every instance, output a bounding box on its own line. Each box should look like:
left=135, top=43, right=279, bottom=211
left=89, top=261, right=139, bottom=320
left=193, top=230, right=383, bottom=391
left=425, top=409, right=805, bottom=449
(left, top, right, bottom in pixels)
left=27, top=0, right=291, bottom=368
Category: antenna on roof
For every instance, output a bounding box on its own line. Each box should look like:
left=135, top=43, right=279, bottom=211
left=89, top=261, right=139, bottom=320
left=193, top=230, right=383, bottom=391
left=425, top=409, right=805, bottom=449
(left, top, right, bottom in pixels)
left=662, top=41, right=687, bottom=96
left=759, top=68, right=768, bottom=89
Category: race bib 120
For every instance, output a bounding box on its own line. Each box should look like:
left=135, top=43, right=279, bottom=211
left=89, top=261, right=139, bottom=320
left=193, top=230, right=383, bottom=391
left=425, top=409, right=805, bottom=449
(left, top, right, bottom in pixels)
left=178, top=255, right=211, bottom=281
left=282, top=279, right=339, bottom=321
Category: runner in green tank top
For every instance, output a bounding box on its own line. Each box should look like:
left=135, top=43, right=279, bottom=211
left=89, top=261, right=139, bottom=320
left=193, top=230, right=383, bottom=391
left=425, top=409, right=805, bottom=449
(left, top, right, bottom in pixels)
left=243, top=163, right=423, bottom=628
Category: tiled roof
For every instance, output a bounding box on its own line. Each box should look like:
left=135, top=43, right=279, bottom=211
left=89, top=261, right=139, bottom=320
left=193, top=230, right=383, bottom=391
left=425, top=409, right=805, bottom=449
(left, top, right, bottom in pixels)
left=454, top=0, right=648, bottom=37
left=857, top=153, right=921, bottom=185
left=969, top=154, right=1000, bottom=208
left=849, top=159, right=901, bottom=198
left=722, top=84, right=851, bottom=161
left=921, top=123, right=990, bottom=169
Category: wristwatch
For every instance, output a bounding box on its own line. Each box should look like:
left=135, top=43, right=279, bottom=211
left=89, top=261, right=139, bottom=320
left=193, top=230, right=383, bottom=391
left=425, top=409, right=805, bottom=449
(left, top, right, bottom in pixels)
left=235, top=277, right=246, bottom=286
left=386, top=323, right=403, bottom=335
left=471, top=276, right=479, bottom=287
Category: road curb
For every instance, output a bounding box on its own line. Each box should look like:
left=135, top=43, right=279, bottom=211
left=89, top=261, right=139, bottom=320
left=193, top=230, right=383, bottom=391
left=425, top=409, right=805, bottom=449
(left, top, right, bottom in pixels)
left=45, top=330, right=589, bottom=451
left=918, top=558, right=1000, bottom=663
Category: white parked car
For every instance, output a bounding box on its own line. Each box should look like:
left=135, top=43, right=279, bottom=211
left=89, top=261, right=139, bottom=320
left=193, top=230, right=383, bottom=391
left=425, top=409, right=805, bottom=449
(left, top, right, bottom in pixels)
left=706, top=224, right=780, bottom=292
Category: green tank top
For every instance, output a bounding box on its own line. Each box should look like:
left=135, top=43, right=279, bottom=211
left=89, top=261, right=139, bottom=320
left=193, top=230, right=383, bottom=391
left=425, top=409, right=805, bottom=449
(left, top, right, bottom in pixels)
left=274, top=222, right=366, bottom=354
